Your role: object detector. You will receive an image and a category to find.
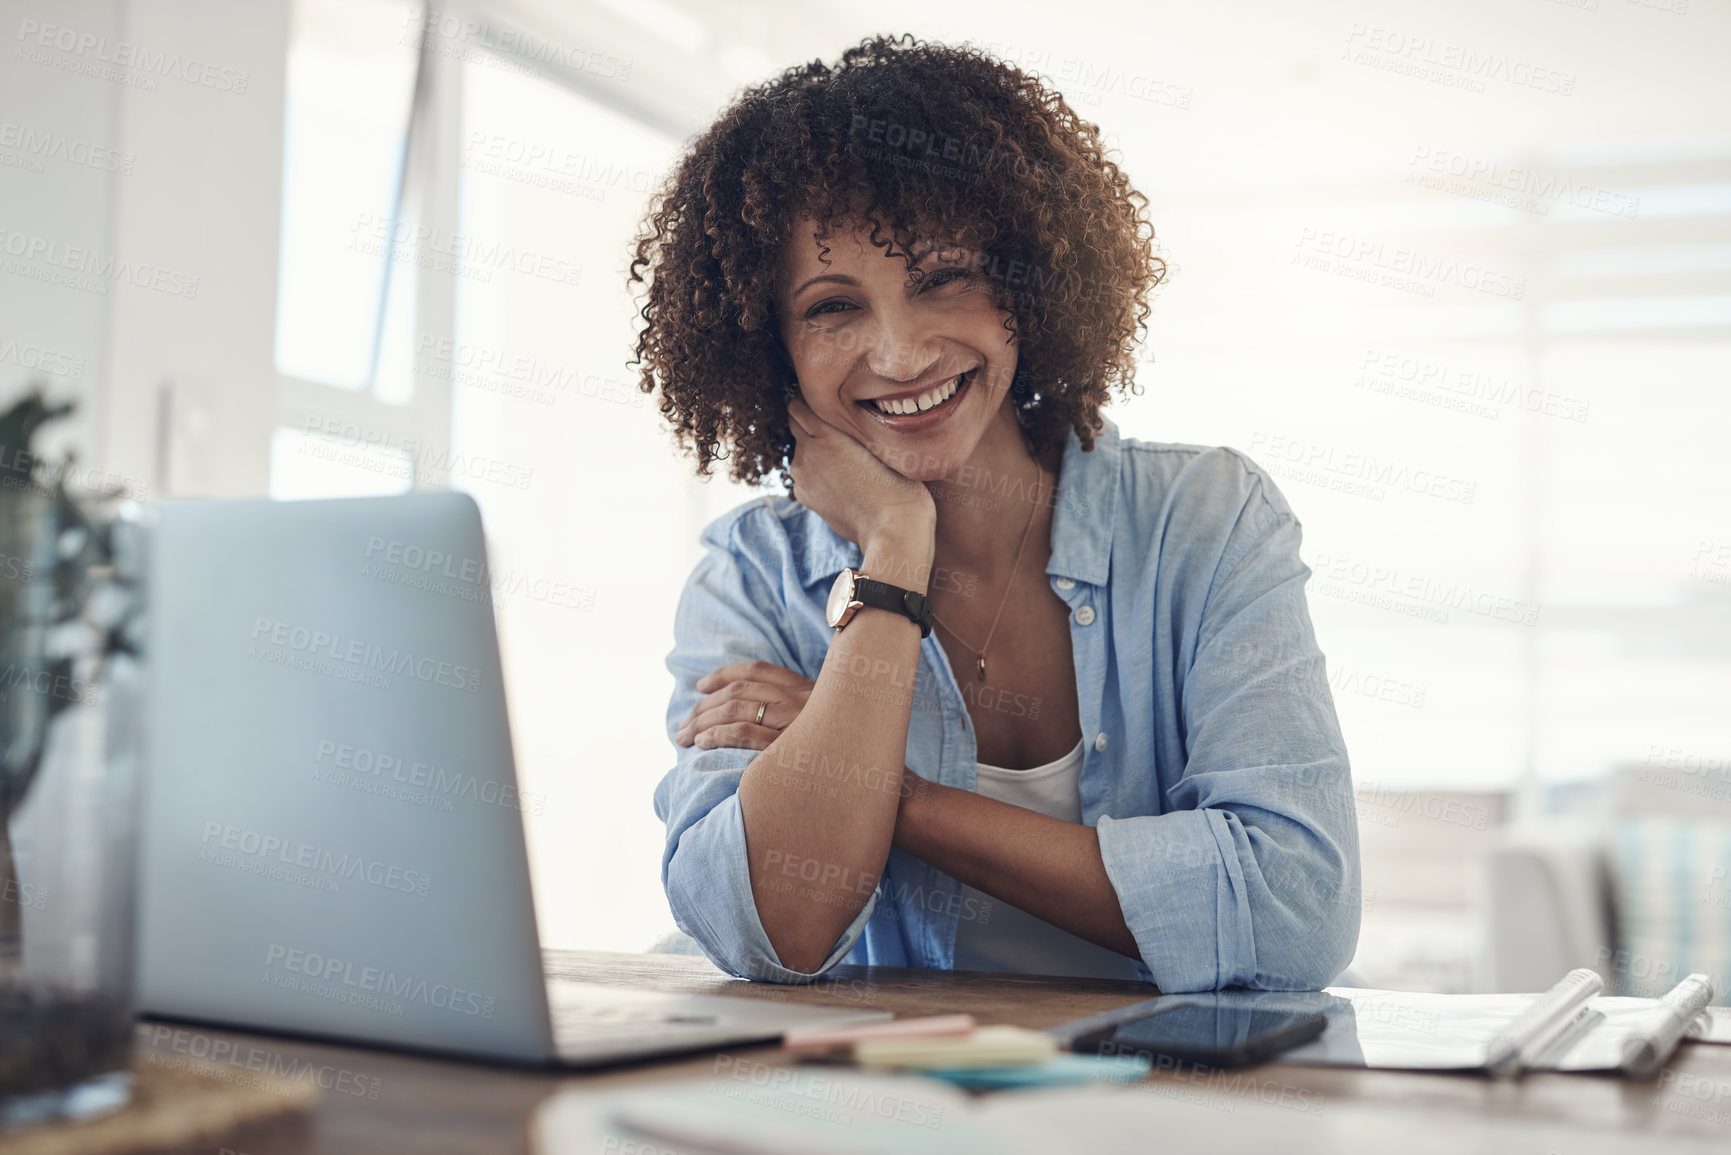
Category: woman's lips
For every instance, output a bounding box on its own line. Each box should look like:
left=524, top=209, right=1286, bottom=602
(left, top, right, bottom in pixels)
left=858, top=368, right=975, bottom=431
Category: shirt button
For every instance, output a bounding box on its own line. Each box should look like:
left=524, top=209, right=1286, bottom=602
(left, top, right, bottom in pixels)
left=1095, top=732, right=1109, bottom=753
left=1073, top=605, right=1095, bottom=626
left=1055, top=577, right=1075, bottom=591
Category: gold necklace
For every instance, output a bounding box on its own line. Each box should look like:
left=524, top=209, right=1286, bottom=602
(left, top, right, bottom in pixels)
left=928, top=459, right=1044, bottom=681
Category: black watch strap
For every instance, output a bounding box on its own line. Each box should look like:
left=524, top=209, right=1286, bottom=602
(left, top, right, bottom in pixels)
left=854, top=576, right=934, bottom=638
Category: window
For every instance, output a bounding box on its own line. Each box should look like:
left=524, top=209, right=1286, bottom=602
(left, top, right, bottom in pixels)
left=272, top=0, right=458, bottom=502
left=274, top=0, right=419, bottom=396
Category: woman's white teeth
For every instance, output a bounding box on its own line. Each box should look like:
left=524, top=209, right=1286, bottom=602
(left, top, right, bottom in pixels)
left=875, top=373, right=963, bottom=415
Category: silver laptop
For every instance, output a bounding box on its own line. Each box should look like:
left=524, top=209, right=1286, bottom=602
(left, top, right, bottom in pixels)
left=132, top=491, right=887, bottom=1065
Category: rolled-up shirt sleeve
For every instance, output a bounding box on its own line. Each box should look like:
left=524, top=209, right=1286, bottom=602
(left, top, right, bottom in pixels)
left=653, top=512, right=879, bottom=983
left=1096, top=460, right=1361, bottom=992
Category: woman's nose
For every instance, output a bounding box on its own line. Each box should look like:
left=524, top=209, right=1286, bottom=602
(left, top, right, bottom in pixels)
left=864, top=322, right=940, bottom=384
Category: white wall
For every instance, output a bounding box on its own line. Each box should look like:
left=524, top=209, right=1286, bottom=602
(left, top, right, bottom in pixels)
left=1, top=0, right=126, bottom=479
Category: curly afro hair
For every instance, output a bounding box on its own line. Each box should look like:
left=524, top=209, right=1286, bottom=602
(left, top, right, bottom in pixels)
left=627, top=32, right=1165, bottom=486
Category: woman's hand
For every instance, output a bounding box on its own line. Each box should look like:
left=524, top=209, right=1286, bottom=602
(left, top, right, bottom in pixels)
left=786, top=395, right=936, bottom=552
left=675, top=660, right=814, bottom=750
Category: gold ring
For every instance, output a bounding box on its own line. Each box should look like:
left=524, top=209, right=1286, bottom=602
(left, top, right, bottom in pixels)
left=754, top=701, right=767, bottom=726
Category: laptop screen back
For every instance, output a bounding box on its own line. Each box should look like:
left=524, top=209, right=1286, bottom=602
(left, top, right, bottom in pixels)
left=134, top=492, right=555, bottom=1062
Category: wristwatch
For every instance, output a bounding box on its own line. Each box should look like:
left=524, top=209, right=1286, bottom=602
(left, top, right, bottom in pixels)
left=826, top=568, right=933, bottom=637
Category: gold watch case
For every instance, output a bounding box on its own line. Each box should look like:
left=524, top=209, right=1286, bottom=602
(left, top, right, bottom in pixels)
left=826, top=568, right=863, bottom=630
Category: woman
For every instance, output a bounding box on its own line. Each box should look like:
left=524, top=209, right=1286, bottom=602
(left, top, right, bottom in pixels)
left=633, top=35, right=1360, bottom=990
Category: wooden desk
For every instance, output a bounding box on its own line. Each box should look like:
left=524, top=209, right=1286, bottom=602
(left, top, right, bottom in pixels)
left=126, top=950, right=1731, bottom=1154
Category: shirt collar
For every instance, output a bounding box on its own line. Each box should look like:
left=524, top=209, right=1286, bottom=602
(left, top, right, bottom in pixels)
left=790, top=413, right=1122, bottom=590
left=1046, top=413, right=1120, bottom=588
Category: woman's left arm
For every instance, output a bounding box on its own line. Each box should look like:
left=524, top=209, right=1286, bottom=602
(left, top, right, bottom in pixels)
left=901, top=456, right=1361, bottom=991
left=1102, top=461, right=1360, bottom=992
left=890, top=777, right=1139, bottom=957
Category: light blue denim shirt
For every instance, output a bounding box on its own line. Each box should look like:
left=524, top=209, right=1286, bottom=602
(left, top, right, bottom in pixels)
left=654, top=414, right=1361, bottom=991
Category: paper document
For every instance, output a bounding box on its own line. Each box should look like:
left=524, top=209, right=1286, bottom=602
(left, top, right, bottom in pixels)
left=1689, top=1005, right=1731, bottom=1045
left=1258, top=972, right=1716, bottom=1073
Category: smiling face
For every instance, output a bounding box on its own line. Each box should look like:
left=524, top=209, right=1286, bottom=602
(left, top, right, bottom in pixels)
left=775, top=215, right=1020, bottom=483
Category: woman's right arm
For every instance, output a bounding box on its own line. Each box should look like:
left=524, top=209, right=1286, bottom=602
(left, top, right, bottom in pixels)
left=656, top=395, right=936, bottom=980
left=736, top=522, right=932, bottom=972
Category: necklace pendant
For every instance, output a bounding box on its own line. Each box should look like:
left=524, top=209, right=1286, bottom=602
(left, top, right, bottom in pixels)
left=977, top=656, right=986, bottom=680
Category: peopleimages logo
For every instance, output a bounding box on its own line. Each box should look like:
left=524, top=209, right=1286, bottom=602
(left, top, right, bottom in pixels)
left=1308, top=550, right=1540, bottom=627
left=0, top=663, right=101, bottom=706
left=248, top=618, right=482, bottom=693
left=0, top=227, right=200, bottom=298
left=1354, top=783, right=1490, bottom=830
left=1294, top=228, right=1526, bottom=299
left=0, top=121, right=133, bottom=174
left=347, top=213, right=583, bottom=288
left=199, top=821, right=432, bottom=896
left=0, top=334, right=87, bottom=378
left=141, top=1025, right=382, bottom=1100
left=313, top=740, right=547, bottom=815
left=14, top=19, right=251, bottom=94
left=1248, top=431, right=1477, bottom=505
left=362, top=536, right=597, bottom=612
left=264, top=944, right=495, bottom=1018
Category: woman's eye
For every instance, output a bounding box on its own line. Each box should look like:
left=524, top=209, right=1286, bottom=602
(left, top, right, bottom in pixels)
left=805, top=299, right=854, bottom=320
left=801, top=272, right=967, bottom=322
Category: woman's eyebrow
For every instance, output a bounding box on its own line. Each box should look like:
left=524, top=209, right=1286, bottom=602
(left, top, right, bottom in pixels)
left=790, top=272, right=859, bottom=297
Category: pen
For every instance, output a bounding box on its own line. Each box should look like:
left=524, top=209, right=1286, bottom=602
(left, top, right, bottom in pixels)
left=1484, top=968, right=1603, bottom=1078
left=1620, top=973, right=1716, bottom=1078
